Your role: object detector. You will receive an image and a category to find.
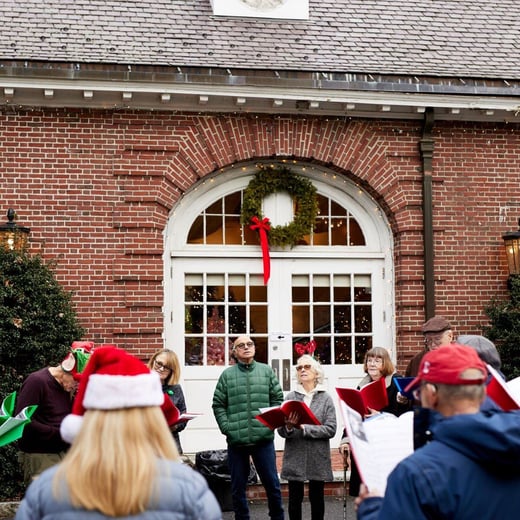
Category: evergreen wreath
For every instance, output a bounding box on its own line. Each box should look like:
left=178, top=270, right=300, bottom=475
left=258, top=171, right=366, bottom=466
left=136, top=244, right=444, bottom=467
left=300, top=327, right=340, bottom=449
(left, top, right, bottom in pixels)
left=241, top=165, right=318, bottom=248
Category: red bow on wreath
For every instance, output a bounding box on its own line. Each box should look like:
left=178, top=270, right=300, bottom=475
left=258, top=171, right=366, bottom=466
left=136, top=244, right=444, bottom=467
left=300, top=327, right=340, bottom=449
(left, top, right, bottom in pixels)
left=295, top=340, right=317, bottom=357
left=250, top=216, right=271, bottom=285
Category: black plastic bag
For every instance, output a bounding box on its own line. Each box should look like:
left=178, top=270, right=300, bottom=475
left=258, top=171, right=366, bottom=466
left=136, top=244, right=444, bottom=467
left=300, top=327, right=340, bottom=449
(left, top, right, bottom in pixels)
left=195, top=449, right=258, bottom=484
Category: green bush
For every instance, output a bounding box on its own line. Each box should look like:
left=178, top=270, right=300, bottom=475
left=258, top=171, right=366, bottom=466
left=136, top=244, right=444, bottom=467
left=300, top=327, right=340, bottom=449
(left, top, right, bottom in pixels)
left=0, top=247, right=85, bottom=500
left=484, top=276, right=520, bottom=380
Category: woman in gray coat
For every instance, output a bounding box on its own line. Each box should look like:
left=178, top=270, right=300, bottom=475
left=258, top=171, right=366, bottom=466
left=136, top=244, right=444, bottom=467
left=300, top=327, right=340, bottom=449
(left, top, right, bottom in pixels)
left=277, top=354, right=337, bottom=520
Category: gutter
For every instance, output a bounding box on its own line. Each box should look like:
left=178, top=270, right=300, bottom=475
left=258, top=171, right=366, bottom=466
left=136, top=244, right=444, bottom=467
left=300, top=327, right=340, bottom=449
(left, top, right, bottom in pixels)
left=420, top=108, right=436, bottom=319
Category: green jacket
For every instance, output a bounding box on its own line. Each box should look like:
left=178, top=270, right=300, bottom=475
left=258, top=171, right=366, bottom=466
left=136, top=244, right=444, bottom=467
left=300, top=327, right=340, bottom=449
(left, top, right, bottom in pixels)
left=212, top=360, right=283, bottom=446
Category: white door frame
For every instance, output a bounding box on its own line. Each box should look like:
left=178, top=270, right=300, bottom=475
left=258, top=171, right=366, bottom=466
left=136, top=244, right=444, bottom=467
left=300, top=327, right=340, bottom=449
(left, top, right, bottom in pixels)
left=163, top=161, right=395, bottom=452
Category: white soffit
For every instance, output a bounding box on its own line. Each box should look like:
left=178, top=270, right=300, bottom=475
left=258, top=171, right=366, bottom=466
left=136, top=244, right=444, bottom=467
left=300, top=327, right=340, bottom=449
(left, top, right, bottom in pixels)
left=210, top=0, right=309, bottom=20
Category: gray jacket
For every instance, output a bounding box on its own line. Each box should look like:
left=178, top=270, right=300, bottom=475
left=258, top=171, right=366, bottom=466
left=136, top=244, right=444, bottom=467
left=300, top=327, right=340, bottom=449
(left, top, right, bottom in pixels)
left=277, top=386, right=337, bottom=482
left=15, top=459, right=222, bottom=520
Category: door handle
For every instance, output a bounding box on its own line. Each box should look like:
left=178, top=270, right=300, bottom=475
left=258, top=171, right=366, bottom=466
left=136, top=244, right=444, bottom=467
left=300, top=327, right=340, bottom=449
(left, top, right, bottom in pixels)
left=271, top=359, right=279, bottom=380
left=282, top=359, right=290, bottom=391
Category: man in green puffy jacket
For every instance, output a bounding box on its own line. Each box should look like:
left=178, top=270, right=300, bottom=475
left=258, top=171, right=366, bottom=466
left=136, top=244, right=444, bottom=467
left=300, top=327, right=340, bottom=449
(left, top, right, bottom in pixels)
left=212, top=335, right=285, bottom=520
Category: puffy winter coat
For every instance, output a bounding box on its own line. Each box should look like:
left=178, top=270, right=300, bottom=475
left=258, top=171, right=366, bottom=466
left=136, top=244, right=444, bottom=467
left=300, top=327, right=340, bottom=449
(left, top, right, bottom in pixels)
left=212, top=360, right=283, bottom=446
left=357, top=410, right=520, bottom=520
left=278, top=386, right=337, bottom=482
left=15, top=459, right=221, bottom=520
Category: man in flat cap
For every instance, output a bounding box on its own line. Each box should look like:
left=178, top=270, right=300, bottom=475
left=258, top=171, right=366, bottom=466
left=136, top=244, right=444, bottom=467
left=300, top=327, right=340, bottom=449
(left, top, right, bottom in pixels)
left=405, top=316, right=453, bottom=377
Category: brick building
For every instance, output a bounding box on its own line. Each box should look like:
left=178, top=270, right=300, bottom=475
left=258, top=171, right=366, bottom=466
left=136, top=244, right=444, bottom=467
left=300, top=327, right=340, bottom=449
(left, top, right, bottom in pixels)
left=1, top=1, right=519, bottom=450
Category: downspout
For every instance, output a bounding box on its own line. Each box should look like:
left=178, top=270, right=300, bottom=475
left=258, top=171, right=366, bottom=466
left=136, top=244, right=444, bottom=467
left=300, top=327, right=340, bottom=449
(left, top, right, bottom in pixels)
left=420, top=108, right=436, bottom=319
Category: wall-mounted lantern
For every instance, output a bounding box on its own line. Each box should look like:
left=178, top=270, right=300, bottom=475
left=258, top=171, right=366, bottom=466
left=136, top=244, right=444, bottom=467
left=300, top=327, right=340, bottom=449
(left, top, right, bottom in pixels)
left=0, top=209, right=30, bottom=251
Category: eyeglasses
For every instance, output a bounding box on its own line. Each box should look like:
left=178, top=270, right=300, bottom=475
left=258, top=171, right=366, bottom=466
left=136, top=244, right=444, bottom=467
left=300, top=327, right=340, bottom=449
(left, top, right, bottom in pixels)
left=235, top=341, right=255, bottom=350
left=367, top=357, right=383, bottom=365
left=296, top=364, right=312, bottom=372
left=153, top=360, right=171, bottom=372
left=412, top=382, right=437, bottom=400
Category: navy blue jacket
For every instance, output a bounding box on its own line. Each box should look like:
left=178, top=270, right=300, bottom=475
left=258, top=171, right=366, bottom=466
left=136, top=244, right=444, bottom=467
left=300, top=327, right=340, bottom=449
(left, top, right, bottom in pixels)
left=358, top=410, right=520, bottom=520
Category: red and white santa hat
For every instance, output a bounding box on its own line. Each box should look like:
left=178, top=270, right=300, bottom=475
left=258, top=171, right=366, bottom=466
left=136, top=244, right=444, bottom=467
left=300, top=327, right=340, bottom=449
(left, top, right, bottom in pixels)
left=60, top=345, right=178, bottom=443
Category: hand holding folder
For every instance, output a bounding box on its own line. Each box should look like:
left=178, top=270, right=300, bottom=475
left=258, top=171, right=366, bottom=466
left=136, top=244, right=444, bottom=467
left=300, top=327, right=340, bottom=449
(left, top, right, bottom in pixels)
left=336, top=377, right=389, bottom=417
left=256, top=400, right=320, bottom=430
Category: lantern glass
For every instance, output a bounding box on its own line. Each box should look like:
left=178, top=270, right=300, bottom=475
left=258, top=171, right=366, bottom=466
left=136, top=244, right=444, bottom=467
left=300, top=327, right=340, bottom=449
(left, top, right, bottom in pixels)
left=0, top=229, right=29, bottom=250
left=0, top=209, right=30, bottom=251
left=503, top=228, right=520, bottom=276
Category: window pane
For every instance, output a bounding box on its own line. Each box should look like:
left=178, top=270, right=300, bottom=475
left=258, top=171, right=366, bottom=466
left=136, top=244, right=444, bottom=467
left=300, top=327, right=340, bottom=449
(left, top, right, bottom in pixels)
left=224, top=192, right=241, bottom=214
left=187, top=216, right=204, bottom=243
left=185, top=338, right=203, bottom=366
left=331, top=218, right=348, bottom=245
left=250, top=305, right=268, bottom=333
left=334, top=337, right=352, bottom=364
left=349, top=218, right=366, bottom=246
left=355, top=305, right=372, bottom=332
left=250, top=283, right=267, bottom=302
left=333, top=275, right=351, bottom=302
left=333, top=305, right=351, bottom=333
left=355, top=336, right=373, bottom=363
left=314, top=337, right=331, bottom=365
left=205, top=216, right=224, bottom=244
left=293, top=306, right=310, bottom=334
left=206, top=336, right=226, bottom=365
left=253, top=337, right=268, bottom=364
left=229, top=305, right=246, bottom=334
left=185, top=304, right=203, bottom=333
left=206, top=199, right=222, bottom=214
left=330, top=199, right=346, bottom=217
left=224, top=216, right=242, bottom=244
left=313, top=305, right=330, bottom=333
left=243, top=224, right=258, bottom=245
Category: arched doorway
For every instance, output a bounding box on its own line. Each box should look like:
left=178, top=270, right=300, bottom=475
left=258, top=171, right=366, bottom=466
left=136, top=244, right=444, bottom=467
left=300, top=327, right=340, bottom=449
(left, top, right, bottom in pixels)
left=163, top=161, right=394, bottom=451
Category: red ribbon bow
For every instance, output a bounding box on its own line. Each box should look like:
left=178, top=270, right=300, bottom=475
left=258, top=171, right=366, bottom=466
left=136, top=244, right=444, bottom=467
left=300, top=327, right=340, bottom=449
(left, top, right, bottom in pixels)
left=250, top=216, right=271, bottom=285
left=295, top=340, right=317, bottom=356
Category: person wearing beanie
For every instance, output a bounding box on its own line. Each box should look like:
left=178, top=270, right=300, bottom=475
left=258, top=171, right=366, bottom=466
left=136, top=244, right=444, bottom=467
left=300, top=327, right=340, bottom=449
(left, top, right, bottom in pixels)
left=355, top=344, right=520, bottom=519
left=404, top=316, right=453, bottom=377
left=15, top=346, right=221, bottom=520
left=14, top=341, right=94, bottom=487
left=457, top=334, right=505, bottom=411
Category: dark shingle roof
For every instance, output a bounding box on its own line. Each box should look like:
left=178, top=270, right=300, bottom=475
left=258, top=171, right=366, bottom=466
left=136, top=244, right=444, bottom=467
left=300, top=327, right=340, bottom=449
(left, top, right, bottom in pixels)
left=1, top=0, right=519, bottom=80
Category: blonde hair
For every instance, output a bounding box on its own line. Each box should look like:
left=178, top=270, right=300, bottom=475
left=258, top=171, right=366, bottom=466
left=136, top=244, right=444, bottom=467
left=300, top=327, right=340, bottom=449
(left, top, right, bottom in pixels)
left=363, top=347, right=395, bottom=377
left=295, top=354, right=325, bottom=384
left=53, top=407, right=179, bottom=516
left=147, top=349, right=182, bottom=385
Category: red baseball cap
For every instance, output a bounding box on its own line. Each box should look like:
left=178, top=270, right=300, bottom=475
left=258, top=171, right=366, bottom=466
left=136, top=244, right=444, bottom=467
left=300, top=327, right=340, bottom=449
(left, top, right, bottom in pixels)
left=405, top=343, right=487, bottom=393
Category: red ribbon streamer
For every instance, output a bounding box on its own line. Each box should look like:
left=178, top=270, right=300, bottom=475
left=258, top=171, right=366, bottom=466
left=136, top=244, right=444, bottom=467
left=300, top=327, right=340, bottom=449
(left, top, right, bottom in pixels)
left=250, top=216, right=271, bottom=285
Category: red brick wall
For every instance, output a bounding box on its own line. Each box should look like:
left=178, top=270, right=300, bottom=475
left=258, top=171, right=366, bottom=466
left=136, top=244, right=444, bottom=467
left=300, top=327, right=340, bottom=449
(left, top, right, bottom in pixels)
left=1, top=108, right=516, bottom=367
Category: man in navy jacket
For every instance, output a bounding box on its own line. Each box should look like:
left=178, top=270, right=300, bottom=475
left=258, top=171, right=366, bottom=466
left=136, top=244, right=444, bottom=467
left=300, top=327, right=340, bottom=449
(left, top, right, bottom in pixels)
left=355, top=343, right=520, bottom=520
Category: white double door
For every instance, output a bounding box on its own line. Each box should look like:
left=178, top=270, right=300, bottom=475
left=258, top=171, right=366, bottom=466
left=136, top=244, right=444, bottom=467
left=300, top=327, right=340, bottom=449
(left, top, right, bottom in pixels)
left=171, top=255, right=390, bottom=452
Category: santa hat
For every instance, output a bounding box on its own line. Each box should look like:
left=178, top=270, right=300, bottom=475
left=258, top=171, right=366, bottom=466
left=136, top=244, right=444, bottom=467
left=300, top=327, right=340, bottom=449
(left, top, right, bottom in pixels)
left=60, top=346, right=177, bottom=443
left=60, top=341, right=95, bottom=381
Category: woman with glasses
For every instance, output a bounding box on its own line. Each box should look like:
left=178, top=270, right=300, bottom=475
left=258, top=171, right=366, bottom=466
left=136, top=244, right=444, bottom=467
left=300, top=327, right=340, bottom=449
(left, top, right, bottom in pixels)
left=339, top=347, right=411, bottom=497
left=147, top=349, right=187, bottom=454
left=277, top=354, right=337, bottom=520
